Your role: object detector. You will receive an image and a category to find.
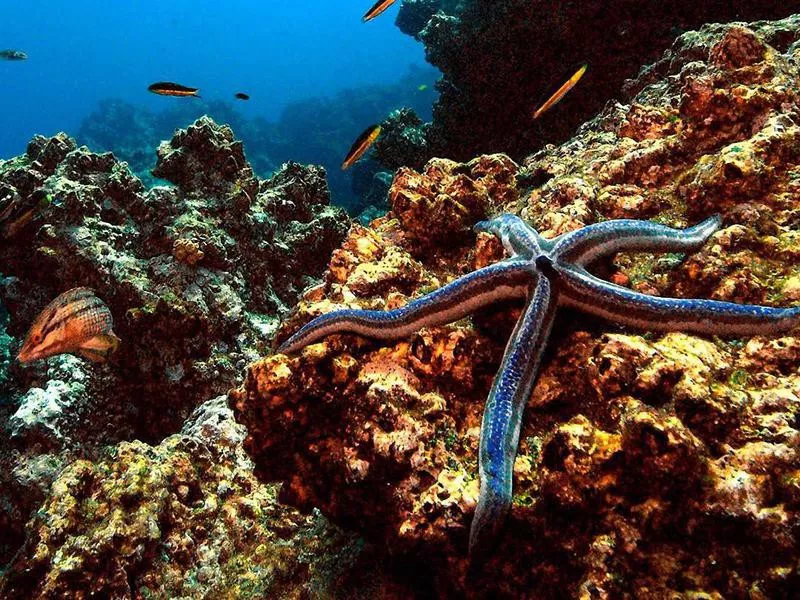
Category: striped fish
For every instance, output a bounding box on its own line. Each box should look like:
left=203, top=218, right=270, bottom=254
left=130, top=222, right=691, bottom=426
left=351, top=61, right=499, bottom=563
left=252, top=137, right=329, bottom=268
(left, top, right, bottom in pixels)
left=342, top=124, right=381, bottom=170
left=17, top=288, right=120, bottom=364
left=533, top=63, right=588, bottom=119
left=362, top=0, right=396, bottom=22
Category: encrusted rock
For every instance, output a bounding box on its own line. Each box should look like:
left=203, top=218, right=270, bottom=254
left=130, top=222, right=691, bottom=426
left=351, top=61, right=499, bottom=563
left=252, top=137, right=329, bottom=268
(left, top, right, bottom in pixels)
left=389, top=153, right=519, bottom=249
left=233, top=17, right=800, bottom=598
left=0, top=397, right=394, bottom=599
left=0, top=118, right=349, bottom=564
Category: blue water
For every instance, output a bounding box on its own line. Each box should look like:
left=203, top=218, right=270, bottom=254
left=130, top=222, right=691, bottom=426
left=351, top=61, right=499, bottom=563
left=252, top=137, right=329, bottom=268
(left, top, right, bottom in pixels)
left=0, top=1, right=426, bottom=159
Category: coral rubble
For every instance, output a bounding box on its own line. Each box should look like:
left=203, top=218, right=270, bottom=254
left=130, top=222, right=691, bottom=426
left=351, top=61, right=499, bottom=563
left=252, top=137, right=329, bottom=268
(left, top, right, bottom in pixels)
left=232, top=16, right=800, bottom=597
left=0, top=117, right=349, bottom=565
left=383, top=0, right=797, bottom=168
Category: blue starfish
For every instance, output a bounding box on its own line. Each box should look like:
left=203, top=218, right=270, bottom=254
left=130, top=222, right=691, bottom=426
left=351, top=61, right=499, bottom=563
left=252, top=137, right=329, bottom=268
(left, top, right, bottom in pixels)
left=278, top=214, right=800, bottom=558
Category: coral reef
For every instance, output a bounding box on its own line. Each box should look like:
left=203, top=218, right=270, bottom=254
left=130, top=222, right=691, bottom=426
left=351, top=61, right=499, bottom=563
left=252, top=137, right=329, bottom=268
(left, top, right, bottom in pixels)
left=382, top=0, right=797, bottom=167
left=232, top=16, right=800, bottom=597
left=77, top=65, right=439, bottom=213
left=0, top=118, right=349, bottom=564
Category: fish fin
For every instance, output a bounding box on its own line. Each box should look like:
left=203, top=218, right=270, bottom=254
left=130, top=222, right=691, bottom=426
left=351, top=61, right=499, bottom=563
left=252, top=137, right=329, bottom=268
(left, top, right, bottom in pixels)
left=77, top=334, right=120, bottom=363
left=192, top=92, right=201, bottom=98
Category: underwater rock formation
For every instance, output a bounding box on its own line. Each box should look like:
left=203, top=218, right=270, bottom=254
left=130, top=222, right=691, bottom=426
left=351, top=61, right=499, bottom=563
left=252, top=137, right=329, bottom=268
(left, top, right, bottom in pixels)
left=383, top=0, right=797, bottom=167
left=0, top=396, right=397, bottom=599
left=0, top=117, right=349, bottom=563
left=232, top=16, right=800, bottom=597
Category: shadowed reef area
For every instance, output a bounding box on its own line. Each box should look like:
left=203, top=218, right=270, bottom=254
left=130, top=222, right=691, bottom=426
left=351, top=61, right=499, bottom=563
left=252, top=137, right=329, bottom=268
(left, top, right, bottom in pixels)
left=0, top=8, right=799, bottom=600
left=377, top=0, right=799, bottom=168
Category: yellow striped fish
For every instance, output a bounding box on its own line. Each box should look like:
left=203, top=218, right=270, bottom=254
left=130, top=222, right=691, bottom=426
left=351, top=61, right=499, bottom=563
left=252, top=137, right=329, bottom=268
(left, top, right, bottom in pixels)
left=362, top=0, right=396, bottom=22
left=17, top=288, right=120, bottom=364
left=342, top=124, right=381, bottom=170
left=533, top=63, right=588, bottom=120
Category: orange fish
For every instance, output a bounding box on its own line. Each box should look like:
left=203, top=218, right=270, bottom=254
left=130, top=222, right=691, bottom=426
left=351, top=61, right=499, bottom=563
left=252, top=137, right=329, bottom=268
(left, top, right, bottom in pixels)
left=18, top=288, right=120, bottom=364
left=148, top=82, right=200, bottom=98
left=533, top=63, right=588, bottom=119
left=342, top=124, right=381, bottom=170
left=362, top=0, right=396, bottom=22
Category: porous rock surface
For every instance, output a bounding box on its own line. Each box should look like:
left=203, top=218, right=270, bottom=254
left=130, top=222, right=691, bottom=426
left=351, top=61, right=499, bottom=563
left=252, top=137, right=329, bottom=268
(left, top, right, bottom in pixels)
left=383, top=0, right=797, bottom=167
left=232, top=17, right=800, bottom=597
left=0, top=117, right=349, bottom=564
left=0, top=397, right=394, bottom=599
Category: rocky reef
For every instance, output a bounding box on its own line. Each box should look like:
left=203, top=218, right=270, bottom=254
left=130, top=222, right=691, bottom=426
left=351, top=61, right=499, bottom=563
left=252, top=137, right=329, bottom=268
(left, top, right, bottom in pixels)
left=382, top=0, right=798, bottom=167
left=232, top=16, right=800, bottom=597
left=0, top=117, right=349, bottom=568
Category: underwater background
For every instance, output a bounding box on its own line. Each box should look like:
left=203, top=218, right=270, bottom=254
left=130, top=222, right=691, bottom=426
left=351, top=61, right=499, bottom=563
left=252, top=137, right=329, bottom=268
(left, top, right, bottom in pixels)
left=2, top=1, right=800, bottom=598
left=0, top=0, right=437, bottom=211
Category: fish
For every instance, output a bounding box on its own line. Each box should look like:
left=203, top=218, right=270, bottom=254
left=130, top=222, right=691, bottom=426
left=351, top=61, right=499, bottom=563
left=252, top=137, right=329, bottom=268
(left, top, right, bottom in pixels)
left=533, top=63, right=588, bottom=119
left=17, top=288, right=121, bottom=364
left=417, top=84, right=429, bottom=92
left=0, top=49, right=27, bottom=61
left=362, top=0, right=396, bottom=22
left=148, top=82, right=200, bottom=97
left=235, top=92, right=250, bottom=100
left=342, top=124, right=381, bottom=170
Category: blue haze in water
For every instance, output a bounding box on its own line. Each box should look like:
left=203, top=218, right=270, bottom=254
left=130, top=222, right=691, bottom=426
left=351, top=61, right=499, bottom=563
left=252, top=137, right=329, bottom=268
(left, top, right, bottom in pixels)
left=0, top=1, right=435, bottom=208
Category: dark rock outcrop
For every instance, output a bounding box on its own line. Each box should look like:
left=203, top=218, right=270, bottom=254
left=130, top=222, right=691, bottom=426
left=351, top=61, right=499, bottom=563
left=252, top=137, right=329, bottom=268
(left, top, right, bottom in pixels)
left=383, top=0, right=797, bottom=167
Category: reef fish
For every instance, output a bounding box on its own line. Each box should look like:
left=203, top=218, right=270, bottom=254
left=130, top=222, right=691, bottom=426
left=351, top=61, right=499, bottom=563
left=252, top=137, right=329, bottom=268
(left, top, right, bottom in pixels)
left=533, top=63, right=588, bottom=119
left=235, top=92, right=250, bottom=100
left=18, top=288, right=121, bottom=364
left=342, top=124, right=381, bottom=170
left=148, top=82, right=200, bottom=97
left=0, top=49, right=27, bottom=61
left=362, top=0, right=396, bottom=22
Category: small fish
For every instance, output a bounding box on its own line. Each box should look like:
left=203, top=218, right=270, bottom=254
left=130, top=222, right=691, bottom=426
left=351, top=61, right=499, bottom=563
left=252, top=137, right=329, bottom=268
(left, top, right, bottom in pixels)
left=362, top=0, right=396, bottom=22
left=18, top=288, right=121, bottom=364
left=417, top=84, right=428, bottom=92
left=148, top=82, right=200, bottom=98
left=533, top=63, right=588, bottom=119
left=342, top=124, right=381, bottom=170
left=235, top=92, right=250, bottom=100
left=0, top=49, right=27, bottom=61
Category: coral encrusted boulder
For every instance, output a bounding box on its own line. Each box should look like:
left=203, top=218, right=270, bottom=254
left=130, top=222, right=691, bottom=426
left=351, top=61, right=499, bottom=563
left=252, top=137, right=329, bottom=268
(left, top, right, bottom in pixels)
left=0, top=118, right=349, bottom=563
left=232, top=16, right=800, bottom=598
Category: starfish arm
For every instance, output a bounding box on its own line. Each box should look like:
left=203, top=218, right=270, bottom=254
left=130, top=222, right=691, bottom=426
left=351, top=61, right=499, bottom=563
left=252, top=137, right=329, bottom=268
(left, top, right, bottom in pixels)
left=278, top=260, right=533, bottom=354
left=554, top=263, right=800, bottom=337
left=470, top=274, right=557, bottom=556
left=474, top=214, right=550, bottom=257
left=552, top=215, right=722, bottom=266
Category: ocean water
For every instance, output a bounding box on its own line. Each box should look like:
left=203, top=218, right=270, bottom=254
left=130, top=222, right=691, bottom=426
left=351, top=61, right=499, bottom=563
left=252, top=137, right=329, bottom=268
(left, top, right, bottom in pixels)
left=0, top=1, right=432, bottom=207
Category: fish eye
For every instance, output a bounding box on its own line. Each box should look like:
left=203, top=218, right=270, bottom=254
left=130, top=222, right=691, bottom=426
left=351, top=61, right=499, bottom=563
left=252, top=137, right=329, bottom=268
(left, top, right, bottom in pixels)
left=31, top=333, right=43, bottom=345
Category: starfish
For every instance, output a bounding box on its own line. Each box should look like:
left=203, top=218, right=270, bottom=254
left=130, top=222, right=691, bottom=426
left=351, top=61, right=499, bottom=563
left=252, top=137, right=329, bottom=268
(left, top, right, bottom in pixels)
left=277, top=214, right=800, bottom=558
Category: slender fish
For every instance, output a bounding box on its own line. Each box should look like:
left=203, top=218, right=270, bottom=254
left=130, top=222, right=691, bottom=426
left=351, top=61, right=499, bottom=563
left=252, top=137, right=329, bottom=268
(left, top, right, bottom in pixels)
left=363, top=0, right=396, bottom=22
left=148, top=82, right=200, bottom=97
left=533, top=63, right=588, bottom=119
left=17, top=288, right=121, bottom=364
left=342, top=124, right=381, bottom=170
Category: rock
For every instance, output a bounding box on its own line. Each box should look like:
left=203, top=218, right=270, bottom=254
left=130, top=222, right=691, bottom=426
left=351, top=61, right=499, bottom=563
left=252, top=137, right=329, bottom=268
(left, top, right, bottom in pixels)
left=0, top=396, right=398, bottom=599
left=0, top=118, right=349, bottom=565
left=389, top=153, right=519, bottom=250
left=232, top=16, right=800, bottom=597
